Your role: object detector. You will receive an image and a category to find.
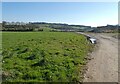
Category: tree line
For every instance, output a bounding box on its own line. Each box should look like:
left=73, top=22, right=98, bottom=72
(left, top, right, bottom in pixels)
left=1, top=21, right=119, bottom=33
left=2, top=21, right=40, bottom=31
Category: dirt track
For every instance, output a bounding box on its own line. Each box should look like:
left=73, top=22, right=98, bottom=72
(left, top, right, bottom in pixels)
left=83, top=33, right=118, bottom=82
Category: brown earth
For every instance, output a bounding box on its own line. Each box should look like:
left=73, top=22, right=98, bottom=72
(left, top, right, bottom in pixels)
left=82, top=33, right=118, bottom=82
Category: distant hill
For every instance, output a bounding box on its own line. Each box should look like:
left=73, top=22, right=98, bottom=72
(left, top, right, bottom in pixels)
left=2, top=21, right=94, bottom=32
left=0, top=23, right=2, bottom=31
left=1, top=21, right=119, bottom=33
left=97, top=25, right=119, bottom=33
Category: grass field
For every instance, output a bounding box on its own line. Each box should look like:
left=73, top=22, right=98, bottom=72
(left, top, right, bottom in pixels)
left=2, top=32, right=93, bottom=82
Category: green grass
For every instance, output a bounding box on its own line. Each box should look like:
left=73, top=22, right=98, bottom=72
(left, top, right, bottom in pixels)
left=2, top=32, right=93, bottom=82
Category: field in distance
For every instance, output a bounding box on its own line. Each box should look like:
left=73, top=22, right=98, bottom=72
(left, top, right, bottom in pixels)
left=2, top=32, right=93, bottom=82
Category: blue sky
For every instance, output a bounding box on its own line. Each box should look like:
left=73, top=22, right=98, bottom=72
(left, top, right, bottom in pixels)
left=0, top=2, right=2, bottom=22
left=1, top=0, right=119, bottom=2
left=2, top=2, right=118, bottom=27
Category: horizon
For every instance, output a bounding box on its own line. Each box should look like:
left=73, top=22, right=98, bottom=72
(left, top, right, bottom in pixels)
left=2, top=2, right=118, bottom=27
left=2, top=21, right=118, bottom=27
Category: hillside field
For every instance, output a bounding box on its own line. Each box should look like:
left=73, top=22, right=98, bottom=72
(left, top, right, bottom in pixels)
left=2, top=32, right=93, bottom=82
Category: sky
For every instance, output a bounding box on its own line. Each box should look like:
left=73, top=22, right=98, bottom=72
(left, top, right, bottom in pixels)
left=0, top=2, right=2, bottom=22
left=2, top=2, right=118, bottom=27
left=1, top=0, right=119, bottom=2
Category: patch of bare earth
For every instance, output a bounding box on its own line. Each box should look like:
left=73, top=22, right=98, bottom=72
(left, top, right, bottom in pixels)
left=83, top=33, right=118, bottom=82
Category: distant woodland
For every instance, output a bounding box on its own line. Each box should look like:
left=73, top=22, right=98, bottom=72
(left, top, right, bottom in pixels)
left=1, top=21, right=119, bottom=33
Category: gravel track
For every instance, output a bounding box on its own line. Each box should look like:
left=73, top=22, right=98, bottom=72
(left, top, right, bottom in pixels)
left=83, top=33, right=118, bottom=82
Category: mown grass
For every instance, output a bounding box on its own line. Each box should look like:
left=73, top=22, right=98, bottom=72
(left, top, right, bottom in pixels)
left=2, top=32, right=93, bottom=82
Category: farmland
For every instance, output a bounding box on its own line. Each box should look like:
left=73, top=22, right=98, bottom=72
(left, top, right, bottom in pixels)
left=2, top=32, right=93, bottom=82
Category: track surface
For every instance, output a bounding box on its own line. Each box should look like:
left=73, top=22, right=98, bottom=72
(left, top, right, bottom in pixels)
left=83, top=33, right=118, bottom=82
